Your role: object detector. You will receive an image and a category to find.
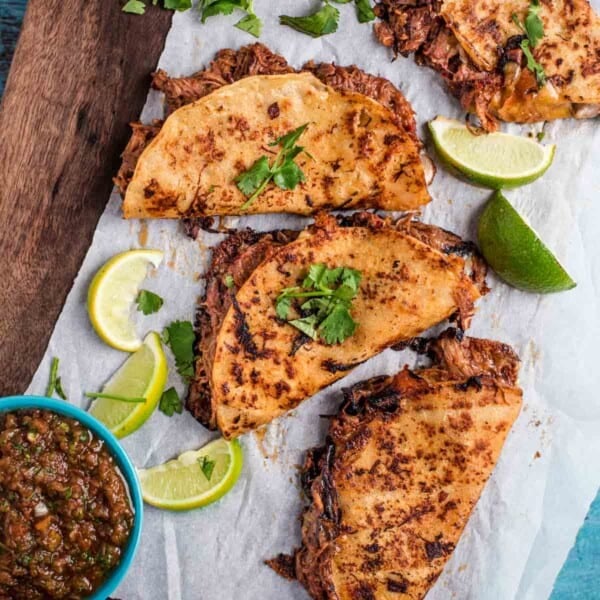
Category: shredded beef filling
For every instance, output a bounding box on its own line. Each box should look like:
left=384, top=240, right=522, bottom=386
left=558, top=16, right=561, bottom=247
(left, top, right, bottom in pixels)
left=374, top=0, right=503, bottom=130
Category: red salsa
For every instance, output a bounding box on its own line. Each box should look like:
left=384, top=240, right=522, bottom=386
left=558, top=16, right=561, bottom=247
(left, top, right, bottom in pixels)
left=0, top=409, right=134, bottom=599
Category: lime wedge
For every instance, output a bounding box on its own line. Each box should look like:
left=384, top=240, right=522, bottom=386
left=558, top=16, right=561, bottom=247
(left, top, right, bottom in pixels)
left=138, top=438, right=243, bottom=511
left=88, top=249, right=163, bottom=352
left=89, top=332, right=168, bottom=438
left=429, top=116, right=555, bottom=189
left=478, top=192, right=576, bottom=293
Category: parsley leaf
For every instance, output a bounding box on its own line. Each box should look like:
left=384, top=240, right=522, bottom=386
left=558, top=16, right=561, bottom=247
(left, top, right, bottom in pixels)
left=159, top=387, right=183, bottom=417
left=235, top=124, right=309, bottom=209
left=198, top=456, right=216, bottom=481
left=511, top=0, right=546, bottom=85
left=46, top=357, right=67, bottom=401
left=354, top=0, right=375, bottom=23
left=280, top=3, right=340, bottom=38
left=136, top=290, right=164, bottom=315
left=275, top=264, right=362, bottom=345
left=163, top=320, right=196, bottom=380
left=235, top=13, right=262, bottom=37
left=123, top=0, right=146, bottom=14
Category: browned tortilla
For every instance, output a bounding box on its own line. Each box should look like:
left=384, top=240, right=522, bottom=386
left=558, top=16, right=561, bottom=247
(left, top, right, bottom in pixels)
left=270, top=329, right=522, bottom=599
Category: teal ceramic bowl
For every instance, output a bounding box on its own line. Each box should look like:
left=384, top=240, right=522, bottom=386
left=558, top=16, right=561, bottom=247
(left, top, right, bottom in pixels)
left=0, top=395, right=143, bottom=599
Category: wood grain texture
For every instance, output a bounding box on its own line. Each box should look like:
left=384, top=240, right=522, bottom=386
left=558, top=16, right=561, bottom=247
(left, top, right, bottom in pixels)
left=0, top=0, right=171, bottom=395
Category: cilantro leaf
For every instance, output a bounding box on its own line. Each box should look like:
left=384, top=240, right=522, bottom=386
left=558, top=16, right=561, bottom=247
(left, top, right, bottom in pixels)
left=354, top=0, right=375, bottom=23
left=163, top=320, right=196, bottom=380
left=236, top=124, right=309, bottom=209
left=521, top=39, right=546, bottom=86
left=198, top=456, right=216, bottom=481
left=159, top=387, right=183, bottom=417
left=279, top=3, right=340, bottom=38
left=123, top=0, right=146, bottom=14
left=273, top=161, right=306, bottom=190
left=289, top=315, right=319, bottom=340
left=234, top=156, right=271, bottom=197
left=235, top=13, right=263, bottom=37
left=46, top=357, right=68, bottom=401
left=276, top=295, right=293, bottom=319
left=164, top=0, right=192, bottom=10
left=524, top=0, right=544, bottom=47
left=318, top=305, right=357, bottom=345
left=224, top=274, right=235, bottom=289
left=275, top=264, right=362, bottom=345
left=199, top=0, right=251, bottom=22
left=136, top=290, right=164, bottom=315
left=512, top=1, right=546, bottom=85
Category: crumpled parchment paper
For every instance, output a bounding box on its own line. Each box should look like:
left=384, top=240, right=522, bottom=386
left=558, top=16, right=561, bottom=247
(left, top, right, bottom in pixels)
left=26, top=1, right=600, bottom=598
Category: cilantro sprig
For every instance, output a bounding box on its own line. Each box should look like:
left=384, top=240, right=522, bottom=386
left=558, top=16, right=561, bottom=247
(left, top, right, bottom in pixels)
left=280, top=0, right=374, bottom=37
left=511, top=0, right=546, bottom=86
left=276, top=264, right=362, bottom=345
left=235, top=124, right=310, bottom=209
left=123, top=0, right=262, bottom=37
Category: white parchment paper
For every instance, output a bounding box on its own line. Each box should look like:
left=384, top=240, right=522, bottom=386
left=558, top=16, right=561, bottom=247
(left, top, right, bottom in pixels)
left=26, top=2, right=600, bottom=598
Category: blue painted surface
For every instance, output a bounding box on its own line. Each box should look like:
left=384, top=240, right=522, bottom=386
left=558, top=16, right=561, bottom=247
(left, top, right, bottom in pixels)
left=0, top=1, right=598, bottom=597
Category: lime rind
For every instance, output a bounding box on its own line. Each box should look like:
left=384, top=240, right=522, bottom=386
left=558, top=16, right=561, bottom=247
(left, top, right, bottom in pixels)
left=138, top=439, right=243, bottom=511
left=429, top=117, right=556, bottom=189
left=87, top=249, right=164, bottom=352
left=89, top=331, right=168, bottom=438
left=478, top=191, right=576, bottom=293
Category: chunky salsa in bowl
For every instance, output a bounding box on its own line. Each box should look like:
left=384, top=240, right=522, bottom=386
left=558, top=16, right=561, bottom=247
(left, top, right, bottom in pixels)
left=0, top=396, right=143, bottom=600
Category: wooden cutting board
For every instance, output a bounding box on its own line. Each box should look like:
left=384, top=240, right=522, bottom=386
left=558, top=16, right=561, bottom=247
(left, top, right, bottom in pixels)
left=0, top=1, right=172, bottom=395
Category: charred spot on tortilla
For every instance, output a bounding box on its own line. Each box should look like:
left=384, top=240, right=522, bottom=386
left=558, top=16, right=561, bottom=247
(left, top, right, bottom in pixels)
left=270, top=330, right=523, bottom=599
left=117, top=43, right=429, bottom=217
left=187, top=212, right=489, bottom=439
left=374, top=0, right=600, bottom=130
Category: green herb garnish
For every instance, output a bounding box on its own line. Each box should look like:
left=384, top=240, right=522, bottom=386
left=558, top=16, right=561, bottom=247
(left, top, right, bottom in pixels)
left=280, top=0, right=373, bottom=36
left=224, top=274, right=235, bottom=289
left=46, top=357, right=67, bottom=401
left=354, top=0, right=375, bottom=23
left=163, top=320, right=196, bottom=380
left=199, top=0, right=262, bottom=38
left=136, top=289, right=164, bottom=315
left=235, top=12, right=262, bottom=37
left=511, top=0, right=546, bottom=85
left=85, top=392, right=147, bottom=403
left=123, top=0, right=191, bottom=14
left=280, top=3, right=340, bottom=37
left=198, top=456, right=216, bottom=481
left=122, top=0, right=146, bottom=14
left=159, top=387, right=183, bottom=417
left=235, top=124, right=309, bottom=209
left=276, top=263, right=362, bottom=345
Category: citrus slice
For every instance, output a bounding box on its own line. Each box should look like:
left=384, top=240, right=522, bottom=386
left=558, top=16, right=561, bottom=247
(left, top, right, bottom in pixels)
left=138, top=438, right=243, bottom=511
left=429, top=116, right=556, bottom=189
left=89, top=332, right=168, bottom=438
left=88, top=249, right=163, bottom=352
left=478, top=192, right=576, bottom=293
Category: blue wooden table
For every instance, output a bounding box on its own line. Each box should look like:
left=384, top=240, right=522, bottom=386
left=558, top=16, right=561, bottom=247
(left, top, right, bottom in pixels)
left=1, top=1, right=598, bottom=597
